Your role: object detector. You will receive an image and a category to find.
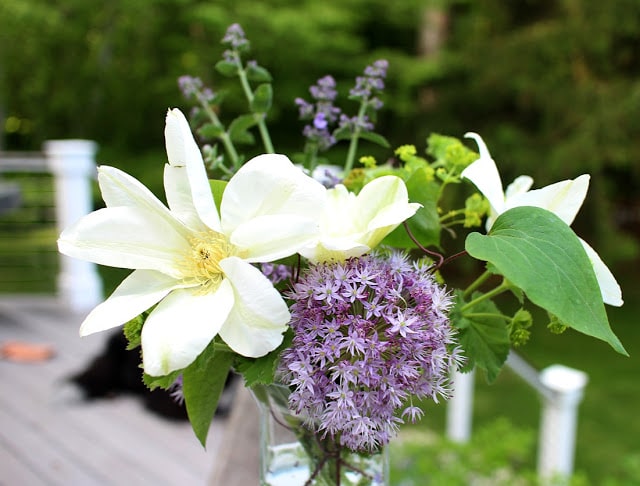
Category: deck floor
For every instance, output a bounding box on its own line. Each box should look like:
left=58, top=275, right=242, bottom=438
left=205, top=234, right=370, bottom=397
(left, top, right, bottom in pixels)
left=0, top=296, right=236, bottom=486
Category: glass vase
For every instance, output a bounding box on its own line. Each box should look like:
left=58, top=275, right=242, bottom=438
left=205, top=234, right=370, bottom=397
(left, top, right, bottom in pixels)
left=252, top=383, right=389, bottom=486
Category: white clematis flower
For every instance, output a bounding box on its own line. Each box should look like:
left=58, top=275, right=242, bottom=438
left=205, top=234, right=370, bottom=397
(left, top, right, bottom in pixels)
left=299, top=175, right=421, bottom=263
left=58, top=108, right=325, bottom=376
left=461, top=132, right=623, bottom=307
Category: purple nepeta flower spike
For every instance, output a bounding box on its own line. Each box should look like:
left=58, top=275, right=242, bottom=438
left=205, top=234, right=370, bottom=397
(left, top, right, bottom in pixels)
left=349, top=59, right=388, bottom=112
left=178, top=75, right=203, bottom=99
left=296, top=75, right=342, bottom=151
left=222, top=23, right=249, bottom=50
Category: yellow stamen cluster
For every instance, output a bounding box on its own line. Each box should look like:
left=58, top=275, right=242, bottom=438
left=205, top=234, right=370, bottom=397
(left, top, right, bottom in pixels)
left=185, top=230, right=236, bottom=293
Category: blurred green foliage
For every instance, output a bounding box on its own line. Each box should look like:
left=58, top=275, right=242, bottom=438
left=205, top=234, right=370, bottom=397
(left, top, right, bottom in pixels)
left=1, top=0, right=638, bottom=260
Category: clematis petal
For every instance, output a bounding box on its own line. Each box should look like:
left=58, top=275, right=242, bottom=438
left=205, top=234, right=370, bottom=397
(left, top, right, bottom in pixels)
left=58, top=206, right=189, bottom=278
left=164, top=108, right=221, bottom=231
left=221, top=153, right=325, bottom=235
left=363, top=201, right=421, bottom=249
left=98, top=166, right=173, bottom=218
left=141, top=281, right=235, bottom=376
left=299, top=238, right=370, bottom=263
left=163, top=165, right=216, bottom=233
left=579, top=238, right=623, bottom=307
left=229, top=214, right=320, bottom=262
left=508, top=174, right=590, bottom=226
left=505, top=175, right=534, bottom=199
left=322, top=185, right=357, bottom=234
left=461, top=132, right=506, bottom=215
left=79, top=270, right=181, bottom=336
left=218, top=257, right=289, bottom=357
left=353, top=176, right=419, bottom=229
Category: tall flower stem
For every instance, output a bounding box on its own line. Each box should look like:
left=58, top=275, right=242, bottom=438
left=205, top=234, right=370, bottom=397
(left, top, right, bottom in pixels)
left=233, top=53, right=275, bottom=154
left=200, top=102, right=241, bottom=169
left=343, top=101, right=368, bottom=173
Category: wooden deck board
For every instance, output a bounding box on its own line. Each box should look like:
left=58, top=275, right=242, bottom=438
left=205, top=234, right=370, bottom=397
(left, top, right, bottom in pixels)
left=0, top=296, right=237, bottom=486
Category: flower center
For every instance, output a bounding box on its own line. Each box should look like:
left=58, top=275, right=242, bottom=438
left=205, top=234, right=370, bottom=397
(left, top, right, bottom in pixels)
left=185, top=231, right=236, bottom=292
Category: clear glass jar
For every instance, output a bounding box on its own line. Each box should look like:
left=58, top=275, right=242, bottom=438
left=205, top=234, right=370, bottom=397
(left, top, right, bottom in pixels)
left=252, top=383, right=389, bottom=486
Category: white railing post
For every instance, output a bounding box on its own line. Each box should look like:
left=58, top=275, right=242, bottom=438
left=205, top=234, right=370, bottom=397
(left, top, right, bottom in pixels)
left=537, top=364, right=588, bottom=483
left=446, top=368, right=475, bottom=443
left=45, top=139, right=103, bottom=313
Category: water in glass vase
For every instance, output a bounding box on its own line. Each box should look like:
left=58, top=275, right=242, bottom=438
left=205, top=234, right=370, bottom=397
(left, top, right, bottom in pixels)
left=254, top=383, right=389, bottom=486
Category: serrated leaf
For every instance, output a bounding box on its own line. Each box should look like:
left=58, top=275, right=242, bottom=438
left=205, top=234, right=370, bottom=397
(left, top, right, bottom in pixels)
left=465, top=206, right=627, bottom=355
left=215, top=60, right=239, bottom=77
left=452, top=291, right=510, bottom=383
left=143, top=369, right=182, bottom=390
left=358, top=131, right=390, bottom=148
left=234, top=330, right=293, bottom=387
left=250, top=83, right=272, bottom=113
left=123, top=314, right=144, bottom=350
left=183, top=342, right=234, bottom=447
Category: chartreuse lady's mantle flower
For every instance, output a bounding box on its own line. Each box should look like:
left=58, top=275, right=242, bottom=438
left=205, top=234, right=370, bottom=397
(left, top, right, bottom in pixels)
left=461, top=132, right=623, bottom=307
left=58, top=108, right=325, bottom=376
left=299, top=176, right=421, bottom=263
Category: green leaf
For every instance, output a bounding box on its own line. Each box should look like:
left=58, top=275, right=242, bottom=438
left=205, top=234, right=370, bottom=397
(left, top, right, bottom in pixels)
left=250, top=83, right=272, bottom=113
left=143, top=369, right=182, bottom=390
left=208, top=179, right=227, bottom=211
left=197, top=122, right=225, bottom=139
left=228, top=114, right=258, bottom=145
left=245, top=63, right=272, bottom=82
left=123, top=314, right=145, bottom=350
left=183, top=342, right=234, bottom=447
left=358, top=131, right=391, bottom=148
left=332, top=125, right=353, bottom=141
left=234, top=330, right=293, bottom=387
left=465, top=206, right=627, bottom=355
left=215, top=60, right=239, bottom=77
left=426, top=133, right=478, bottom=176
left=452, top=291, right=510, bottom=383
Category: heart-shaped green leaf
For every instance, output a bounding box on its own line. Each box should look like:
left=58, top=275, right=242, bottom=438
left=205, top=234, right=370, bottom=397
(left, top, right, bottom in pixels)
left=465, top=206, right=626, bottom=355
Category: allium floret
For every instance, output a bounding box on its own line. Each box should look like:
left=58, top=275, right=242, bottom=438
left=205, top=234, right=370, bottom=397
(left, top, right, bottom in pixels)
left=279, top=251, right=463, bottom=452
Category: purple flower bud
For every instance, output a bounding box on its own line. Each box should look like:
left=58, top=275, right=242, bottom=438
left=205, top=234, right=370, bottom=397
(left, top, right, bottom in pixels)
left=222, top=23, right=249, bottom=50
left=313, top=112, right=328, bottom=130
left=178, top=75, right=203, bottom=100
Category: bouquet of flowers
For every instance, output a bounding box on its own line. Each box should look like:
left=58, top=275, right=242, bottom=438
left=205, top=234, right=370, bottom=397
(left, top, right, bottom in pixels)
left=58, top=24, right=625, bottom=486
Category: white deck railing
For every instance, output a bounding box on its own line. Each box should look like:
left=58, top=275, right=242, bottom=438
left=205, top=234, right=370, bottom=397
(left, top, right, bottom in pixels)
left=446, top=353, right=588, bottom=483
left=0, top=140, right=103, bottom=312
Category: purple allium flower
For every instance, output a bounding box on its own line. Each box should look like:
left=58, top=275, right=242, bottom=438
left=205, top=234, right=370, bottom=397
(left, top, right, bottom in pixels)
left=279, top=251, right=463, bottom=452
left=260, top=263, right=293, bottom=285
left=169, top=375, right=185, bottom=405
